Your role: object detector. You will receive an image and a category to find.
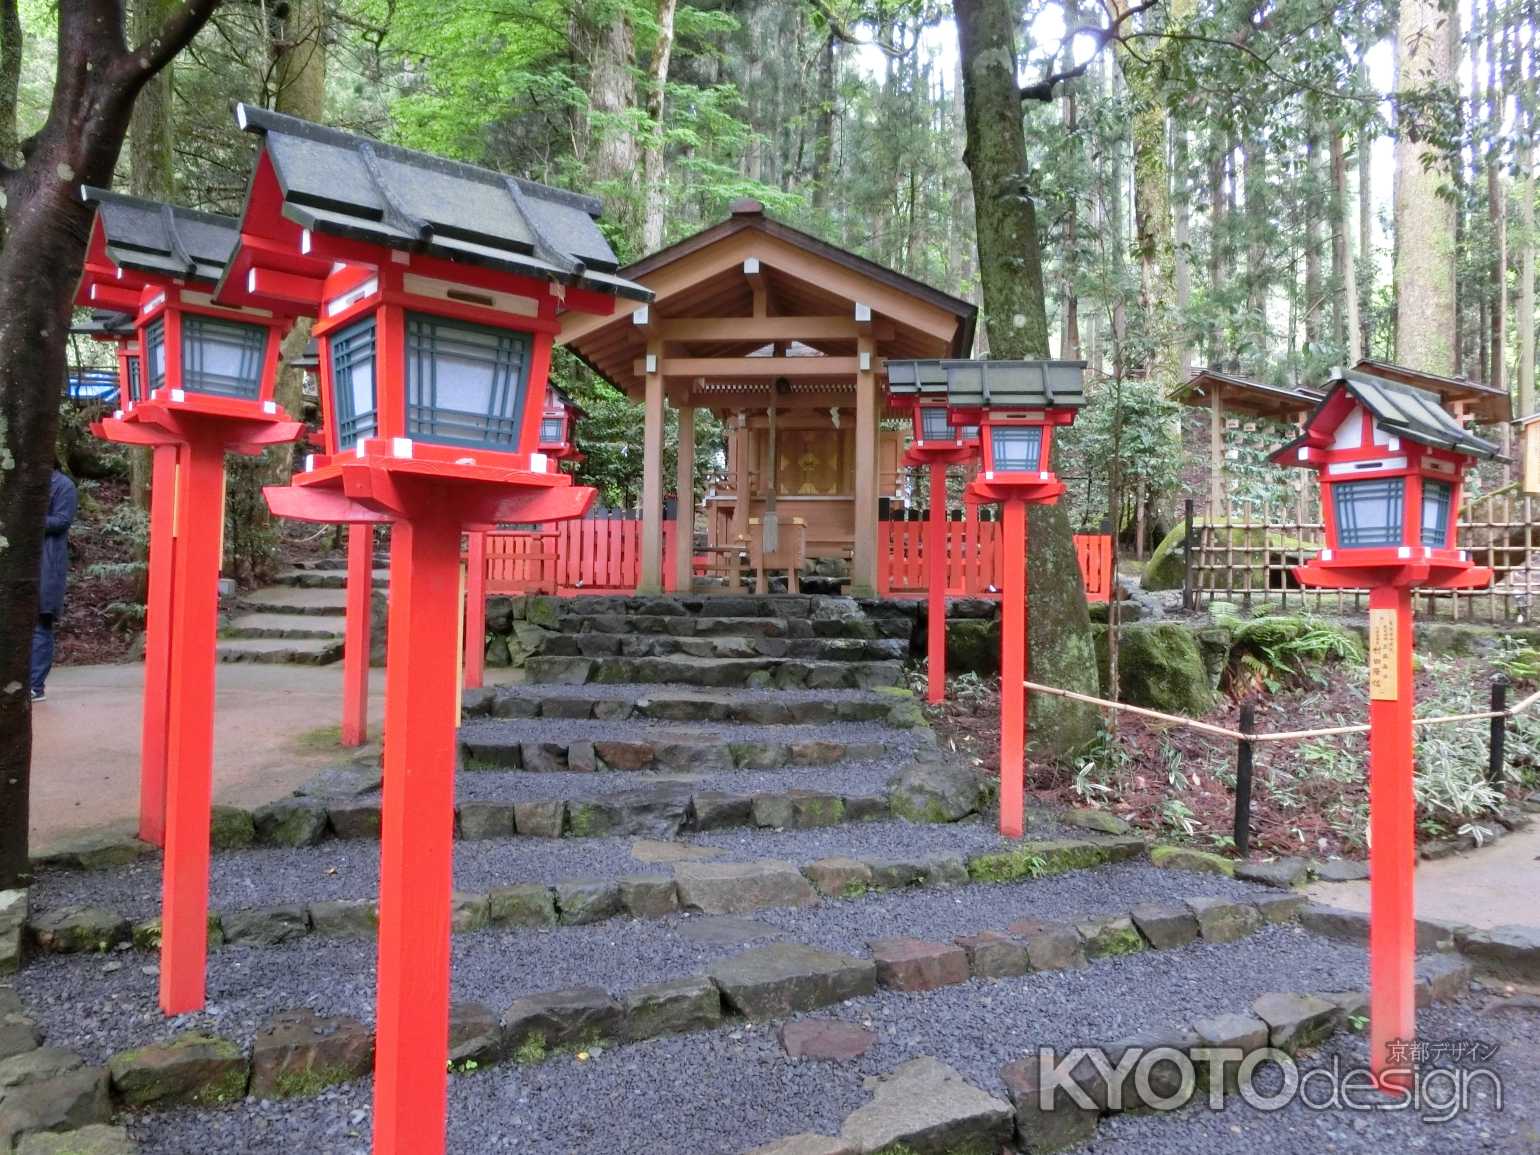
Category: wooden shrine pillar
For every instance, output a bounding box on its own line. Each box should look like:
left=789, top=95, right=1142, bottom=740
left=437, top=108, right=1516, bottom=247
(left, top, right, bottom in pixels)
left=639, top=338, right=665, bottom=593
left=675, top=405, right=696, bottom=592
left=852, top=333, right=878, bottom=595
left=732, top=414, right=751, bottom=589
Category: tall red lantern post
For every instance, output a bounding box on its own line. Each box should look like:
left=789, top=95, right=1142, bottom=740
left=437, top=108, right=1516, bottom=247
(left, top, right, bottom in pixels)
left=886, top=361, right=978, bottom=703
left=888, top=360, right=1086, bottom=837
left=219, top=105, right=650, bottom=1155
left=76, top=191, right=305, bottom=1013
left=1272, top=366, right=1500, bottom=1084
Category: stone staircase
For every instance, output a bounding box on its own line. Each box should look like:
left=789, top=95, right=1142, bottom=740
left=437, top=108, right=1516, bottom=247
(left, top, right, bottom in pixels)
left=216, top=556, right=387, bottom=665
left=4, top=593, right=1528, bottom=1154
left=523, top=595, right=910, bottom=689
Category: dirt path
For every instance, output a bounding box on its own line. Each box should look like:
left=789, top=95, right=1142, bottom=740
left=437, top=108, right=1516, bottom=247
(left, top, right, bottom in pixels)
left=28, top=663, right=387, bottom=855
left=1303, top=821, right=1540, bottom=929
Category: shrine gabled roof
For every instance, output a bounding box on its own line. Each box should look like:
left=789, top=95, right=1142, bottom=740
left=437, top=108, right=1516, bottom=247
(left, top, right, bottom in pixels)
left=1171, top=368, right=1323, bottom=421
left=232, top=104, right=651, bottom=302
left=1353, top=357, right=1510, bottom=424
left=1276, top=367, right=1503, bottom=463
left=78, top=188, right=240, bottom=285
left=885, top=358, right=1087, bottom=410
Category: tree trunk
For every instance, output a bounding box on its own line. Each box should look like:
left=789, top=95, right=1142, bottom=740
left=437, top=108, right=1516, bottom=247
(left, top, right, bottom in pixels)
left=0, top=0, right=219, bottom=888
left=1304, top=127, right=1323, bottom=350
left=810, top=33, right=836, bottom=212
left=1172, top=119, right=1192, bottom=378
left=589, top=3, right=639, bottom=206
left=1487, top=0, right=1505, bottom=391
left=1394, top=0, right=1459, bottom=374
left=0, top=0, right=19, bottom=177
left=1358, top=105, right=1374, bottom=359
left=1518, top=6, right=1536, bottom=417
left=1060, top=41, right=1079, bottom=359
left=641, top=0, right=678, bottom=252
left=954, top=0, right=1099, bottom=760
left=1336, top=130, right=1362, bottom=361
left=1243, top=128, right=1267, bottom=370
left=127, top=0, right=178, bottom=510
left=1206, top=138, right=1226, bottom=365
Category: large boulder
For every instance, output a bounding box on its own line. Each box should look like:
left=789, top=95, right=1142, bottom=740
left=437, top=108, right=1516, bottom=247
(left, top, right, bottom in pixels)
left=887, top=758, right=983, bottom=824
left=1103, top=623, right=1214, bottom=716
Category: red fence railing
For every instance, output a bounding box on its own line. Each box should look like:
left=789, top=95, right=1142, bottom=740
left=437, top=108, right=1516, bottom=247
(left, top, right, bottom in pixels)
left=878, top=519, right=1112, bottom=603
left=481, top=516, right=1112, bottom=602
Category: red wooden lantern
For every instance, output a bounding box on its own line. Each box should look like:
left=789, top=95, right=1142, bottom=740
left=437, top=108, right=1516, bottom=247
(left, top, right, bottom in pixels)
left=1271, top=366, right=1499, bottom=1089
left=538, top=384, right=586, bottom=463
left=218, top=104, right=651, bottom=1155
left=886, top=361, right=980, bottom=705
left=76, top=190, right=306, bottom=1019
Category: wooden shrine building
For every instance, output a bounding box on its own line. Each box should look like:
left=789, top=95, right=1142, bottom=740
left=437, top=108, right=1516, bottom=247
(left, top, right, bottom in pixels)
left=559, top=199, right=976, bottom=596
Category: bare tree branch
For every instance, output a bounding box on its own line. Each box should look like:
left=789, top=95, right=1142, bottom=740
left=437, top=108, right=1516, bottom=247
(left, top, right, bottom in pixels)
left=807, top=0, right=922, bottom=58
left=118, top=0, right=222, bottom=87
left=1019, top=0, right=1160, bottom=101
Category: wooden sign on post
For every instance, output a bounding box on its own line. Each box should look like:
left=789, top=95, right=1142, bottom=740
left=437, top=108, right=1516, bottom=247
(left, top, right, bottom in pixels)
left=1368, top=607, right=1399, bottom=701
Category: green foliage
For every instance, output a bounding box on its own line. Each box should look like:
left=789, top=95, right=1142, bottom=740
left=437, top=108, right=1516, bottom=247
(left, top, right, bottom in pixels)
left=1494, top=637, right=1540, bottom=686
left=1228, top=617, right=1363, bottom=693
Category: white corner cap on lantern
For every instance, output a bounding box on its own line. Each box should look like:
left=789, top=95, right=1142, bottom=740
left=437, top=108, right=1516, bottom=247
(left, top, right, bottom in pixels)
left=263, top=400, right=277, bottom=415
left=531, top=452, right=549, bottom=473
left=1320, top=548, right=1334, bottom=561
left=300, top=228, right=312, bottom=255
left=355, top=441, right=368, bottom=458
left=235, top=102, right=249, bottom=130
left=454, top=456, right=477, bottom=466
left=170, top=388, right=185, bottom=403
left=113, top=408, right=124, bottom=420
left=1460, top=549, right=1470, bottom=561
left=1397, top=546, right=1412, bottom=559
left=1297, top=447, right=1311, bottom=462
left=1039, top=470, right=1050, bottom=481
left=304, top=454, right=315, bottom=473
left=984, top=470, right=995, bottom=481
left=391, top=437, right=414, bottom=459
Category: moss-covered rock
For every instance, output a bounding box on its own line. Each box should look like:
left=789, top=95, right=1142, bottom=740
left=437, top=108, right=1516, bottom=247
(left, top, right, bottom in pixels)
left=1106, top=622, right=1215, bottom=717
left=945, top=618, right=999, bottom=677
left=525, top=596, right=562, bottom=630
left=1150, top=844, right=1235, bottom=876
left=1142, top=522, right=1192, bottom=591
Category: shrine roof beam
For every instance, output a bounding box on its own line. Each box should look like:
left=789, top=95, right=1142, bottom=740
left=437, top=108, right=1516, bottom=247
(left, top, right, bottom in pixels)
left=634, top=355, right=859, bottom=379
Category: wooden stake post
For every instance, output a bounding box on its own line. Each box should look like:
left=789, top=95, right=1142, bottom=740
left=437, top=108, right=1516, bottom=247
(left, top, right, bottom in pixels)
left=1271, top=366, right=1500, bottom=1083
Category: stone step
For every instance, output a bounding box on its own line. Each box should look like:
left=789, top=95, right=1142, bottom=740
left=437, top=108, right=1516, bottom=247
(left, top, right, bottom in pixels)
left=18, top=906, right=1476, bottom=1155
left=235, top=586, right=350, bottom=616
left=222, top=612, right=346, bottom=641
left=538, top=594, right=821, bottom=621
left=215, top=636, right=345, bottom=665
left=554, top=615, right=906, bottom=641
left=524, top=654, right=904, bottom=689
left=293, top=554, right=390, bottom=572
left=457, top=731, right=888, bottom=774
left=537, top=633, right=909, bottom=663
left=274, top=568, right=389, bottom=590
left=462, top=686, right=924, bottom=729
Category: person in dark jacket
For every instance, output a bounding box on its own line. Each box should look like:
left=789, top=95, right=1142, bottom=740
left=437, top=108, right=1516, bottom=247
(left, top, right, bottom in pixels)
left=31, top=465, right=78, bottom=701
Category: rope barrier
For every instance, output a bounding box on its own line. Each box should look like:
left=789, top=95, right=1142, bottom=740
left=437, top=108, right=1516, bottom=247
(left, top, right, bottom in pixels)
left=1022, top=679, right=1538, bottom=744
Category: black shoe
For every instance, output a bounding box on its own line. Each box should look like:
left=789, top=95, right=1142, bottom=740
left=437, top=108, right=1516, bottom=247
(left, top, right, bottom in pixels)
left=30, top=689, right=44, bottom=702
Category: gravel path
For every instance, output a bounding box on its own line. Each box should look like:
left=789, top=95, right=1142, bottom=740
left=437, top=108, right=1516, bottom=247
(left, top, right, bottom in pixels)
left=451, top=762, right=899, bottom=804
left=30, top=817, right=1087, bottom=918
left=1090, top=996, right=1536, bottom=1155
left=116, top=925, right=1394, bottom=1155
left=17, top=862, right=1279, bottom=1061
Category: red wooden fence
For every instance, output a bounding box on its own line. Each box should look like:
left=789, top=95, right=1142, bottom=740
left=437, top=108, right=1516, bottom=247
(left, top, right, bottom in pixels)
left=481, top=517, right=1111, bottom=603
left=878, top=520, right=1112, bottom=603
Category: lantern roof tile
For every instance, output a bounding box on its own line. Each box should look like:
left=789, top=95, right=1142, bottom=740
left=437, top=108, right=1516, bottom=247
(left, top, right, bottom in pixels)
left=1278, top=368, right=1503, bottom=463
left=234, top=104, right=651, bottom=302
left=884, top=358, right=1087, bottom=409
left=78, top=188, right=240, bottom=284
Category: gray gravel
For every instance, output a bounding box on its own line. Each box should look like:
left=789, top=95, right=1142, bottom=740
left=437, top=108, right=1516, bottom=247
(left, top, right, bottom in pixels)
left=17, top=862, right=1277, bottom=1061
left=30, top=816, right=1085, bottom=918
left=116, top=925, right=1400, bottom=1155
left=1090, top=996, right=1536, bottom=1155
left=451, top=762, right=899, bottom=804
